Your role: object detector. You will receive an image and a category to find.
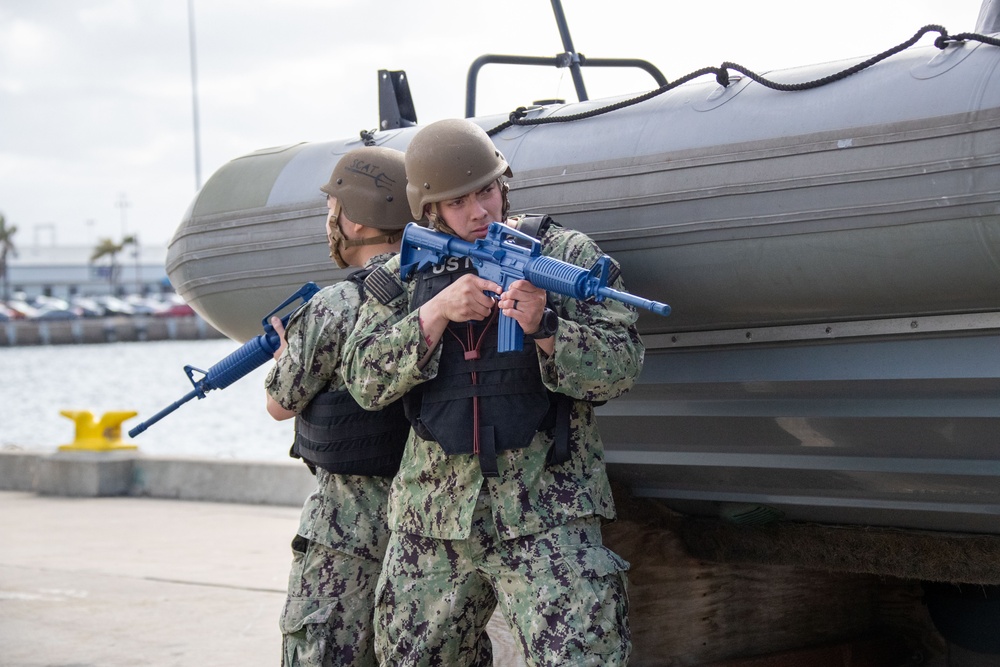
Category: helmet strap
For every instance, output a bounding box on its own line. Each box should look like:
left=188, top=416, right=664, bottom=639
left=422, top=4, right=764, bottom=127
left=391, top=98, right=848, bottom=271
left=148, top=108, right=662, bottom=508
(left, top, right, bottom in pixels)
left=341, top=229, right=403, bottom=249
left=427, top=205, right=460, bottom=237
left=500, top=179, right=510, bottom=221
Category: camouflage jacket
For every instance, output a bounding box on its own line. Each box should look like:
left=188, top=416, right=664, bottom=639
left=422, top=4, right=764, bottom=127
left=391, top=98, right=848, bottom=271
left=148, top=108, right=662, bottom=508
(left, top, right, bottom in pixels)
left=265, top=253, right=396, bottom=561
left=343, top=222, right=643, bottom=541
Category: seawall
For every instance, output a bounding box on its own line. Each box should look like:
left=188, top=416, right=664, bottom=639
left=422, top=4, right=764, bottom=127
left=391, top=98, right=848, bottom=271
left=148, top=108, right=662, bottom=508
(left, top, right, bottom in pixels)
left=0, top=450, right=314, bottom=505
left=1, top=315, right=226, bottom=346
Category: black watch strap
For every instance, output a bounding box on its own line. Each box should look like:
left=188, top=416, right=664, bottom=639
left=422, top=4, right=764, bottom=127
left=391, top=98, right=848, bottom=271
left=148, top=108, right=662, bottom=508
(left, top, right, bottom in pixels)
left=529, top=308, right=558, bottom=339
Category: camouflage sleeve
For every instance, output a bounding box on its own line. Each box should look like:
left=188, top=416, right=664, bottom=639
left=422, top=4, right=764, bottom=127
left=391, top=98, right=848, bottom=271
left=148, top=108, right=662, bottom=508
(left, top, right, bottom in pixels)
left=539, top=227, right=644, bottom=402
left=343, top=255, right=438, bottom=410
left=264, top=283, right=358, bottom=413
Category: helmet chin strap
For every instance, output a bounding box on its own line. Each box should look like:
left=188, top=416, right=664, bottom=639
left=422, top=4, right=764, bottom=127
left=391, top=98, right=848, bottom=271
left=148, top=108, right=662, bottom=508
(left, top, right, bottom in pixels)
left=329, top=200, right=403, bottom=268
left=327, top=202, right=350, bottom=268
left=500, top=180, right=510, bottom=220
left=427, top=207, right=457, bottom=237
left=341, top=229, right=403, bottom=249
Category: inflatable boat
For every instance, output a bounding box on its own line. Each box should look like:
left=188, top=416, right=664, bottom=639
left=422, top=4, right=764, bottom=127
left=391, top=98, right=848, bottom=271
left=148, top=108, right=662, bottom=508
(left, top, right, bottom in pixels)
left=166, top=2, right=1000, bottom=540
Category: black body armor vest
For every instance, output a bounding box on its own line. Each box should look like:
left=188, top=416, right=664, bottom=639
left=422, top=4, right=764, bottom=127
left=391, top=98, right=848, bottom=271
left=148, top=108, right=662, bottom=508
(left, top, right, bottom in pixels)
left=403, top=220, right=571, bottom=476
left=290, top=268, right=409, bottom=477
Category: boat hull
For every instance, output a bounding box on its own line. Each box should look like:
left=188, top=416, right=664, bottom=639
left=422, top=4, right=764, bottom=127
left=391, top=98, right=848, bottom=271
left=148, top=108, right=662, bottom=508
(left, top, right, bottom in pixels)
left=167, top=38, right=1000, bottom=536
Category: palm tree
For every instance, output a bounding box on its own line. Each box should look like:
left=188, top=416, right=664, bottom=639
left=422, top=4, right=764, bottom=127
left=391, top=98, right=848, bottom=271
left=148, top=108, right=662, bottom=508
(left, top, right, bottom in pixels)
left=91, top=235, right=136, bottom=295
left=0, top=213, right=18, bottom=302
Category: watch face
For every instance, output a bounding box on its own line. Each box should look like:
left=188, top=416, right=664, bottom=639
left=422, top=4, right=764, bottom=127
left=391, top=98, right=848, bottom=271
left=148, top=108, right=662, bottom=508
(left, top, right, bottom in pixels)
left=544, top=309, right=558, bottom=333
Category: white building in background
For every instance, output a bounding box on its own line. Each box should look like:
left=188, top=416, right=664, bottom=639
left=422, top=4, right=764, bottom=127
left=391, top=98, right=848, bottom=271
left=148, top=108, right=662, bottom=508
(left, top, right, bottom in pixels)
left=5, top=244, right=170, bottom=299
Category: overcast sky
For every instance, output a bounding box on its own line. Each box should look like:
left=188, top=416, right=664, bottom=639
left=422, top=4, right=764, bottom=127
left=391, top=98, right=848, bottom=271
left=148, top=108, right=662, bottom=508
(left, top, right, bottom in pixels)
left=0, top=0, right=986, bottom=249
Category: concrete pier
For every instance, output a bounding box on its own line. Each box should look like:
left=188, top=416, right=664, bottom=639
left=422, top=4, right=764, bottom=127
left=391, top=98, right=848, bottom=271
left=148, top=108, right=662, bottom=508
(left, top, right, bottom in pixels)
left=0, top=491, right=299, bottom=667
left=0, top=453, right=525, bottom=667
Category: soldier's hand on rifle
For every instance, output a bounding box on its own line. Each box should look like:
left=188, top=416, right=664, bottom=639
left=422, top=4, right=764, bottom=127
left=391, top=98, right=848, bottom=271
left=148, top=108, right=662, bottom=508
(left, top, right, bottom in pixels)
left=429, top=274, right=502, bottom=324
left=499, top=279, right=546, bottom=335
left=270, top=316, right=289, bottom=361
left=417, top=275, right=502, bottom=353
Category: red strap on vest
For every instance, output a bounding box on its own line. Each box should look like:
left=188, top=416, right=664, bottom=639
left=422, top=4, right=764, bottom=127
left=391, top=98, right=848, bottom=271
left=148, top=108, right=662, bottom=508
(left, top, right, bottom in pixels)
left=446, top=306, right=499, bottom=457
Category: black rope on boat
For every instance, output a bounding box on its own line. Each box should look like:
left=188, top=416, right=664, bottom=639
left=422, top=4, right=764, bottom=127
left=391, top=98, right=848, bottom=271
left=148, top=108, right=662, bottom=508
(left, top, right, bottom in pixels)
left=486, top=25, right=999, bottom=137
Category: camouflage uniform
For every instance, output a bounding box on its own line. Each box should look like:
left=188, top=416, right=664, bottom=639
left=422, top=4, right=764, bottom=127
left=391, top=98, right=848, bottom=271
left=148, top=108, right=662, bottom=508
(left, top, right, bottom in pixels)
left=266, top=253, right=395, bottom=667
left=344, top=221, right=642, bottom=666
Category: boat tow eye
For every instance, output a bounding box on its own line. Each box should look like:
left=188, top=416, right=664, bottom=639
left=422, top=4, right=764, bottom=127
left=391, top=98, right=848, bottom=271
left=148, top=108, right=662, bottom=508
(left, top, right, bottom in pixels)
left=58, top=410, right=138, bottom=451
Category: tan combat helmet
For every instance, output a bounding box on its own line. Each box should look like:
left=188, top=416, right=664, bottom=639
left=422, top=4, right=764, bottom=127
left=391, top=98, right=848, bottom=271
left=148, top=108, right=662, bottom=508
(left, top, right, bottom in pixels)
left=320, top=146, right=411, bottom=230
left=404, top=118, right=512, bottom=221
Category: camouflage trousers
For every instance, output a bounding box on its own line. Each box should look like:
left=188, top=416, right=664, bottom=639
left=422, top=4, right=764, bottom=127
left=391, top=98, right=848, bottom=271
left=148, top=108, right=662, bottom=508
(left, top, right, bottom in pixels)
left=375, top=493, right=631, bottom=667
left=280, top=534, right=383, bottom=667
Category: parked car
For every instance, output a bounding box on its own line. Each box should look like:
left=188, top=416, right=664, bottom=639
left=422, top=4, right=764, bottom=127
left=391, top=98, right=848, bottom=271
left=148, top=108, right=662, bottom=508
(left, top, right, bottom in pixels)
left=94, top=295, right=135, bottom=316
left=4, top=299, right=38, bottom=319
left=124, top=294, right=170, bottom=316
left=70, top=297, right=107, bottom=318
left=33, top=306, right=81, bottom=320
left=154, top=302, right=196, bottom=317
left=29, top=296, right=82, bottom=320
left=0, top=302, right=21, bottom=321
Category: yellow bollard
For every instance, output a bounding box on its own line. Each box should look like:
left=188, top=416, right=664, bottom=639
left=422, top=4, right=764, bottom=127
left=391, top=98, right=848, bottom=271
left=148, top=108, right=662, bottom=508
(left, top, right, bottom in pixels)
left=59, top=410, right=139, bottom=451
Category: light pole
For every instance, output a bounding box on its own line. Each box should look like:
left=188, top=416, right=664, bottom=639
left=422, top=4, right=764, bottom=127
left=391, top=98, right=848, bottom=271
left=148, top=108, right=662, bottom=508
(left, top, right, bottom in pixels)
left=115, top=193, right=130, bottom=296
left=115, top=192, right=130, bottom=239
left=133, top=233, right=142, bottom=296
left=188, top=0, right=202, bottom=191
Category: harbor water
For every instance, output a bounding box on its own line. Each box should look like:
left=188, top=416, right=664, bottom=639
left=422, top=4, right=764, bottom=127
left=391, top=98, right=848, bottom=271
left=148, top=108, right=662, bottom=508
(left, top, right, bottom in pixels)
left=0, top=339, right=293, bottom=462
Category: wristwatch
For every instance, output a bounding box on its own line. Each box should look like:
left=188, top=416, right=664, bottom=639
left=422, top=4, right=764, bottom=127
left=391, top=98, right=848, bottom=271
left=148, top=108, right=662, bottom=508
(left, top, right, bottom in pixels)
left=529, top=308, right=559, bottom=339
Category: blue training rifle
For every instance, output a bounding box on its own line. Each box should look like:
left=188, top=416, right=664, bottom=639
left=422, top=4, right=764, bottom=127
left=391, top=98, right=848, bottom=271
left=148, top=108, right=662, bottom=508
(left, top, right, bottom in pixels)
left=128, top=282, right=321, bottom=438
left=399, top=221, right=670, bottom=353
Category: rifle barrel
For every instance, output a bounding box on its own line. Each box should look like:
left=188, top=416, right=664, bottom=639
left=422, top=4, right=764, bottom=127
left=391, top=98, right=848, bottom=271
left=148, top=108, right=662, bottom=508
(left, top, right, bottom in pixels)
left=127, top=388, right=201, bottom=438
left=598, top=286, right=671, bottom=316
